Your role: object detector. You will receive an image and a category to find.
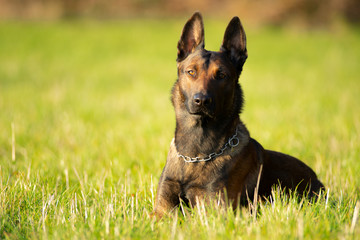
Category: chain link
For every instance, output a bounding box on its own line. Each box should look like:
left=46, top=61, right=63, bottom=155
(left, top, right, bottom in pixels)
left=177, top=125, right=241, bottom=163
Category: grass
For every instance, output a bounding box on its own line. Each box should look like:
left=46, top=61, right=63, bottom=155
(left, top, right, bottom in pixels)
left=0, top=18, right=359, bottom=239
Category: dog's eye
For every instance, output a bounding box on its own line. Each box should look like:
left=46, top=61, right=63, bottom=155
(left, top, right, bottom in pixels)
left=187, top=70, right=196, bottom=77
left=216, top=71, right=226, bottom=80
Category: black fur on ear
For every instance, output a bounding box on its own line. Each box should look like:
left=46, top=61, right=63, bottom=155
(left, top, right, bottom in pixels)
left=220, top=17, right=248, bottom=75
left=177, top=12, right=205, bottom=62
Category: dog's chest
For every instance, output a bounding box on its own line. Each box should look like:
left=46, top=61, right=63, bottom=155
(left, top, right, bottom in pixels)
left=165, top=130, right=252, bottom=203
left=168, top=150, right=232, bottom=198
left=179, top=161, right=228, bottom=202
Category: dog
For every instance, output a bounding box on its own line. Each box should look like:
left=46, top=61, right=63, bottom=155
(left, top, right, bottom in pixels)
left=153, top=12, right=324, bottom=218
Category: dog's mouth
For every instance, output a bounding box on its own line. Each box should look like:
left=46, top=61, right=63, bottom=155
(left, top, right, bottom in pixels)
left=187, top=105, right=215, bottom=118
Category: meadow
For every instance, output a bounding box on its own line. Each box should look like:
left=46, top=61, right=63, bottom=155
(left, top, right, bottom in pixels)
left=0, top=18, right=359, bottom=239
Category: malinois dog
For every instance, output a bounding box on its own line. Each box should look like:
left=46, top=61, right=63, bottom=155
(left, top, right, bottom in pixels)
left=154, top=12, right=324, bottom=218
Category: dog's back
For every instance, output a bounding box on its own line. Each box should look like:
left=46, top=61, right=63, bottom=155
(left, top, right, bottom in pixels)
left=262, top=150, right=324, bottom=197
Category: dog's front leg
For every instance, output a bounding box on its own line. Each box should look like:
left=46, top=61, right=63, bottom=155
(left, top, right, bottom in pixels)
left=185, top=187, right=217, bottom=208
left=153, top=177, right=181, bottom=219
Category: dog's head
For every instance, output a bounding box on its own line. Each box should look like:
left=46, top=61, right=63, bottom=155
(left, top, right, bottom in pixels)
left=174, top=12, right=248, bottom=121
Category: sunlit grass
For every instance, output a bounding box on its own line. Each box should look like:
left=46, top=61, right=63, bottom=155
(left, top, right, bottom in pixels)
left=0, top=19, right=359, bottom=239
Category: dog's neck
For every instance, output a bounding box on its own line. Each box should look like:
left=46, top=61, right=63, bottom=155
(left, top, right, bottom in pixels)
left=174, top=117, right=245, bottom=158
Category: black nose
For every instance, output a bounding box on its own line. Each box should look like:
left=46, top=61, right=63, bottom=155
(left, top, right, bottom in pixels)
left=193, top=93, right=212, bottom=106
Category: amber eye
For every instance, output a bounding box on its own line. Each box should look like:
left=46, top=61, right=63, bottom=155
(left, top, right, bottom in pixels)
left=187, top=70, right=196, bottom=77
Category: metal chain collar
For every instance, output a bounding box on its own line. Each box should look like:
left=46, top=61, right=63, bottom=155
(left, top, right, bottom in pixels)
left=177, top=125, right=241, bottom=163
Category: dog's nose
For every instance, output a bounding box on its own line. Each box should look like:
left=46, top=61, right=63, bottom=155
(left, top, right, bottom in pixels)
left=193, top=93, right=212, bottom=106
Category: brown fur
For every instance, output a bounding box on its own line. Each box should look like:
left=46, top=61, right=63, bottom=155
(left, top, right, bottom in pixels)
left=153, top=12, right=324, bottom=219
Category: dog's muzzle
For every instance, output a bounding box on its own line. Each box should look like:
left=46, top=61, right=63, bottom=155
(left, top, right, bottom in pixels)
left=188, top=92, right=214, bottom=117
left=193, top=93, right=212, bottom=107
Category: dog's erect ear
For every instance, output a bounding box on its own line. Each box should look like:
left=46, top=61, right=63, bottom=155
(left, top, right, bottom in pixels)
left=177, top=12, right=205, bottom=62
left=220, top=17, right=248, bottom=74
